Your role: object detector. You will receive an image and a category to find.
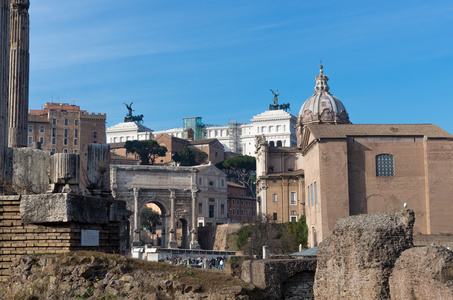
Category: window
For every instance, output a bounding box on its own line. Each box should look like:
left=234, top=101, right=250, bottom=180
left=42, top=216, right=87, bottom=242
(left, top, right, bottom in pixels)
left=273, top=213, right=277, bottom=221
left=291, top=210, right=297, bottom=215
left=74, top=129, right=78, bottom=138
left=74, top=139, right=78, bottom=146
left=198, top=203, right=202, bottom=214
left=74, top=120, right=78, bottom=126
left=314, top=182, right=318, bottom=204
left=52, top=128, right=56, bottom=137
left=290, top=192, right=297, bottom=205
left=269, top=126, right=273, bottom=132
left=39, top=137, right=44, bottom=145
left=221, top=204, right=225, bottom=215
left=28, top=126, right=33, bottom=132
left=64, top=119, right=68, bottom=126
left=291, top=216, right=297, bottom=222
left=307, top=185, right=311, bottom=207
left=273, top=194, right=277, bottom=202
left=269, top=141, right=275, bottom=147
left=63, top=149, right=68, bottom=153
left=277, top=140, right=282, bottom=147
left=241, top=209, right=244, bottom=215
left=232, top=199, right=235, bottom=205
left=93, top=131, right=97, bottom=138
left=241, top=200, right=244, bottom=205
left=28, top=136, right=33, bottom=144
left=64, top=129, right=68, bottom=137
left=376, top=154, right=394, bottom=176
left=310, top=183, right=315, bottom=206
left=39, top=126, right=45, bottom=133
left=73, top=150, right=78, bottom=154
left=52, top=137, right=56, bottom=145
left=209, top=197, right=215, bottom=202
left=209, top=205, right=214, bottom=218
left=52, top=119, right=56, bottom=125
left=64, top=138, right=68, bottom=145
left=51, top=148, right=56, bottom=154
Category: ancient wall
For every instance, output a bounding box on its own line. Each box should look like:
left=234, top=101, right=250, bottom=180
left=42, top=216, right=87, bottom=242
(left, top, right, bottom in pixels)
left=347, top=137, right=428, bottom=233
left=314, top=210, right=415, bottom=299
left=424, top=139, right=453, bottom=234
left=389, top=245, right=453, bottom=299
left=241, top=258, right=317, bottom=299
left=0, top=195, right=123, bottom=281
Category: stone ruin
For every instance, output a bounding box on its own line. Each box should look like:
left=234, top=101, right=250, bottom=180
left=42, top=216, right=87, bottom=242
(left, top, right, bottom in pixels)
left=314, top=209, right=453, bottom=299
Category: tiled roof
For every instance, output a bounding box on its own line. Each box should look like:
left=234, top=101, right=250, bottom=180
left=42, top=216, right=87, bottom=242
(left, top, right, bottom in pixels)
left=189, top=138, right=219, bottom=145
left=306, top=124, right=453, bottom=139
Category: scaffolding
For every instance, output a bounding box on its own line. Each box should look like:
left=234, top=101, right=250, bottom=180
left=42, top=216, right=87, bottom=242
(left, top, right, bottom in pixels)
left=228, top=119, right=244, bottom=154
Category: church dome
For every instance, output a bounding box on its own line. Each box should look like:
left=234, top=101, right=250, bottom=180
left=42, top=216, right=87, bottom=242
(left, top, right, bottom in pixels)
left=298, top=66, right=350, bottom=125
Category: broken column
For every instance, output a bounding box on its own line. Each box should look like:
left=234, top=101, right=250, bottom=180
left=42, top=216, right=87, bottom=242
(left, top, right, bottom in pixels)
left=86, top=143, right=110, bottom=196
left=8, top=0, right=30, bottom=148
left=0, top=0, right=10, bottom=180
left=48, top=153, right=81, bottom=194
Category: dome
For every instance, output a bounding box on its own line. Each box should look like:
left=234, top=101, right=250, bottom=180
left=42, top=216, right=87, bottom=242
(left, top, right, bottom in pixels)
left=298, top=66, right=350, bottom=125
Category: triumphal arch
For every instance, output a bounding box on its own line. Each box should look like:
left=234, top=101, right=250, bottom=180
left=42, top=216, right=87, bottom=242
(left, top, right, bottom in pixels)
left=111, top=165, right=200, bottom=249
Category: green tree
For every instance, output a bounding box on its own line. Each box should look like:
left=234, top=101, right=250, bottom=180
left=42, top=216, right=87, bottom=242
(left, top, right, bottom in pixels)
left=217, top=155, right=256, bottom=197
left=172, top=145, right=208, bottom=166
left=140, top=207, right=160, bottom=231
left=125, top=140, right=167, bottom=165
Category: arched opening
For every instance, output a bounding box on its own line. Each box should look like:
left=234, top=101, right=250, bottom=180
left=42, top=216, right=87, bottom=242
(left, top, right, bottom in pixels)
left=177, top=218, right=189, bottom=249
left=139, top=201, right=166, bottom=247
left=282, top=271, right=315, bottom=299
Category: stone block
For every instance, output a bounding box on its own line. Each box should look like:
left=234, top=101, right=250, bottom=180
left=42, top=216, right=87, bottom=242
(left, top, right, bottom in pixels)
left=6, top=147, right=50, bottom=194
left=20, top=193, right=110, bottom=224
left=314, top=209, right=415, bottom=300
left=389, top=245, right=453, bottom=299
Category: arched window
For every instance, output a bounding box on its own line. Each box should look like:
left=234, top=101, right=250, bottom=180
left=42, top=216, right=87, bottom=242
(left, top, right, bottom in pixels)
left=276, top=140, right=282, bottom=147
left=376, top=154, right=394, bottom=176
left=269, top=141, right=275, bottom=147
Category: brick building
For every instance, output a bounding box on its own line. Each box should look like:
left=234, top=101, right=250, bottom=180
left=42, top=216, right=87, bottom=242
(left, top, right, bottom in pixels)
left=227, top=181, right=256, bottom=223
left=256, top=66, right=453, bottom=248
left=28, top=103, right=106, bottom=187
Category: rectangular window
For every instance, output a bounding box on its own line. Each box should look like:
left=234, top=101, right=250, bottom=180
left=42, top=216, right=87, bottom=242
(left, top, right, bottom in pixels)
left=64, top=138, right=68, bottom=145
left=52, top=137, right=56, bottom=145
left=52, top=128, right=56, bottom=137
left=74, top=120, right=78, bottom=126
left=209, top=198, right=215, bottom=202
left=64, top=128, right=68, bottom=137
left=28, top=136, right=33, bottom=144
left=241, top=200, right=244, bottom=205
left=28, top=126, right=33, bottom=132
left=291, top=216, right=297, bottom=222
left=64, top=119, right=68, bottom=126
left=310, top=183, right=315, bottom=206
left=51, top=148, right=56, bottom=154
left=307, top=186, right=311, bottom=207
left=209, top=205, right=214, bottom=218
left=74, top=129, right=78, bottom=137
left=52, top=119, right=56, bottom=125
left=314, top=182, right=318, bottom=204
left=39, top=126, right=45, bottom=133
left=93, top=131, right=97, bottom=138
left=73, top=150, right=78, bottom=154
left=63, top=149, right=68, bottom=153
left=198, top=203, right=202, bottom=214
left=39, top=137, right=44, bottom=145
left=273, top=213, right=277, bottom=221
left=74, top=139, right=78, bottom=146
left=232, top=199, right=235, bottom=205
left=241, top=209, right=244, bottom=215
left=273, top=194, right=277, bottom=202
left=221, top=204, right=225, bottom=215
left=290, top=192, right=297, bottom=205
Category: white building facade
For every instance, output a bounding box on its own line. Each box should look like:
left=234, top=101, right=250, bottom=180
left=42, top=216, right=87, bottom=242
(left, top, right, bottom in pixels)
left=107, top=109, right=297, bottom=157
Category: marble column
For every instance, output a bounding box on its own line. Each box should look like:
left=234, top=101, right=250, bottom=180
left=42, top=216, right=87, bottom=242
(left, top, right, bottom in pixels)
left=8, top=0, right=29, bottom=148
left=168, top=189, right=178, bottom=248
left=86, top=143, right=110, bottom=196
left=132, top=188, right=141, bottom=246
left=0, top=0, right=10, bottom=178
left=190, top=189, right=200, bottom=249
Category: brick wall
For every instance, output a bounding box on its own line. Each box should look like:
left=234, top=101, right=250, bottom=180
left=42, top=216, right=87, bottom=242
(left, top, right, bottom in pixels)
left=0, top=196, right=121, bottom=281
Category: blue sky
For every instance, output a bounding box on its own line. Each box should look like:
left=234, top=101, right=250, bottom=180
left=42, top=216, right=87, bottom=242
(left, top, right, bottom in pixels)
left=29, top=1, right=453, bottom=133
